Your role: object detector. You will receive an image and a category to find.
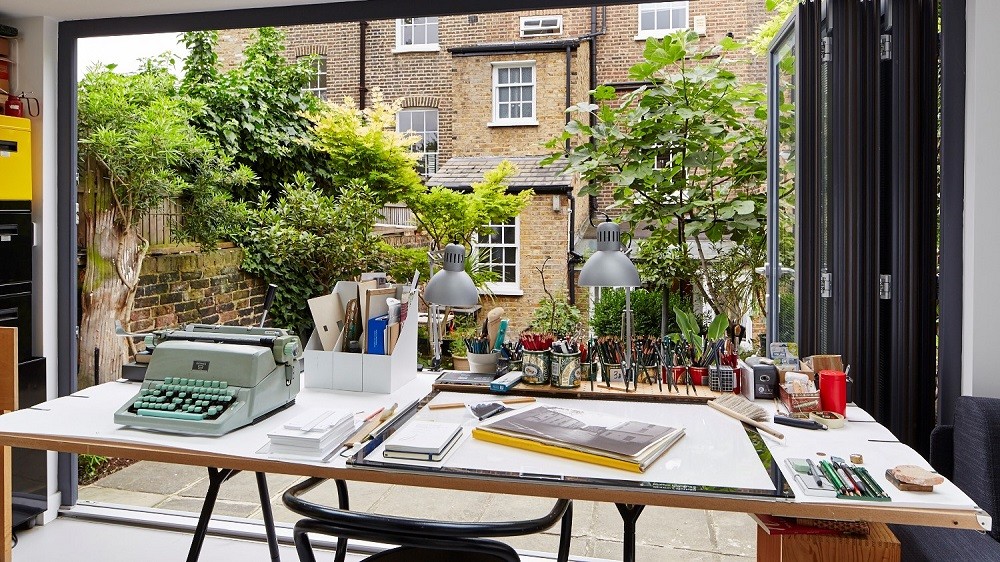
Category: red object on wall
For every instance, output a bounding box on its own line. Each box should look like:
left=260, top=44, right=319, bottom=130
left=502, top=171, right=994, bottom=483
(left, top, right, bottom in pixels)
left=3, top=94, right=22, bottom=117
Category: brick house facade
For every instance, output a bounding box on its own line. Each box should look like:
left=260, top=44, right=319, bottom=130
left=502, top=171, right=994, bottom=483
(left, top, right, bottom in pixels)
left=215, top=2, right=769, bottom=333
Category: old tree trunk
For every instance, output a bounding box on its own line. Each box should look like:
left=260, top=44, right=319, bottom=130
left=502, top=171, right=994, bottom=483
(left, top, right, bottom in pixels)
left=78, top=163, right=148, bottom=389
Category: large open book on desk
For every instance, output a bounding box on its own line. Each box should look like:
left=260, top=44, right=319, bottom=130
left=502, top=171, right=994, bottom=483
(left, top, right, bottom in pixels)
left=471, top=404, right=684, bottom=473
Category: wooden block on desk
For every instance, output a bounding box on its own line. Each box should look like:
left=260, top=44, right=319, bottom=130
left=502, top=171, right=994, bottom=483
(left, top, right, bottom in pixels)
left=757, top=521, right=900, bottom=562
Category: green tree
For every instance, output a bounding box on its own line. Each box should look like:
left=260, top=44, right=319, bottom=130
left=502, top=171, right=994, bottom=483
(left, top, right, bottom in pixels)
left=232, top=174, right=386, bottom=338
left=310, top=90, right=425, bottom=205
left=748, top=0, right=797, bottom=56
left=548, top=32, right=768, bottom=319
left=181, top=28, right=331, bottom=199
left=77, top=60, right=251, bottom=387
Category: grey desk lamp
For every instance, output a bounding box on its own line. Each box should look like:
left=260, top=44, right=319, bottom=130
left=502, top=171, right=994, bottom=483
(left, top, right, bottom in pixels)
left=579, top=221, right=641, bottom=390
left=424, top=243, right=479, bottom=370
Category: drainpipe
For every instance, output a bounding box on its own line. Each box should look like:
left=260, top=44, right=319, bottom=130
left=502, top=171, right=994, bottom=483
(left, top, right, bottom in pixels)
left=359, top=21, right=368, bottom=108
left=566, top=44, right=577, bottom=305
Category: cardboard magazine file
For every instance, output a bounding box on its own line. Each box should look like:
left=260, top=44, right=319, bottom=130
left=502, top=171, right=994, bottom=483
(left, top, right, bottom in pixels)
left=362, top=291, right=418, bottom=393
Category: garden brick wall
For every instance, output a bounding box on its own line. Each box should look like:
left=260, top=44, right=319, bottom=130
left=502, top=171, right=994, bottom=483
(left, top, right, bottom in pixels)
left=129, top=247, right=268, bottom=333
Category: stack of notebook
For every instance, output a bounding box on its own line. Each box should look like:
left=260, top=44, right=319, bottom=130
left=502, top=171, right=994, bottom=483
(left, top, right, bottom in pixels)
left=382, top=420, right=463, bottom=462
left=267, top=409, right=356, bottom=460
left=472, top=404, right=685, bottom=473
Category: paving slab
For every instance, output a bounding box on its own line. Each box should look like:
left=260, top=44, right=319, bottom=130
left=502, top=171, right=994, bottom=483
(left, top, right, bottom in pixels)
left=92, top=461, right=210, bottom=496
left=153, top=496, right=260, bottom=519
left=178, top=470, right=302, bottom=503
left=367, top=485, right=494, bottom=522
left=589, top=502, right=717, bottom=553
left=708, top=511, right=756, bottom=557
left=78, top=486, right=167, bottom=508
left=591, top=540, right=743, bottom=561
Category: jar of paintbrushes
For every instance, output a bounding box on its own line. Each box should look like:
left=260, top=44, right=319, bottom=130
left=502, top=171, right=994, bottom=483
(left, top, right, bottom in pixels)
left=550, top=338, right=582, bottom=388
left=520, top=332, right=553, bottom=384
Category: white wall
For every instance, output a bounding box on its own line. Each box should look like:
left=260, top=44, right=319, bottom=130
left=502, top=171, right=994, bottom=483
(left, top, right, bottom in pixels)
left=0, top=15, right=62, bottom=522
left=963, top=0, right=1000, bottom=398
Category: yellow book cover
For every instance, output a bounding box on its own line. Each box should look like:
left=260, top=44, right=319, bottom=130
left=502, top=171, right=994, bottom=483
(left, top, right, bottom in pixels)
left=471, top=427, right=644, bottom=473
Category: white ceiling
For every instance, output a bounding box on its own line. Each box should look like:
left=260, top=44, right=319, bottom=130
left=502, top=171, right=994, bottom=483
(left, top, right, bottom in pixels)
left=2, top=0, right=355, bottom=22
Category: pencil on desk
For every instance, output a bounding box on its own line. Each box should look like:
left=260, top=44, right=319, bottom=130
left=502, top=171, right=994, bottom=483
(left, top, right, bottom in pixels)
left=429, top=396, right=536, bottom=410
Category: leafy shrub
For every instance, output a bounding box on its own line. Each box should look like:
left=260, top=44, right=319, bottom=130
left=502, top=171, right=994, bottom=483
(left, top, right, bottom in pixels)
left=529, top=295, right=583, bottom=337
left=591, top=288, right=690, bottom=337
left=78, top=454, right=108, bottom=482
left=231, top=174, right=384, bottom=338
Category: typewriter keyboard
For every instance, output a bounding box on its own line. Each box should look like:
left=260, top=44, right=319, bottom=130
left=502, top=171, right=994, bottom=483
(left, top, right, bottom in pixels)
left=127, top=377, right=237, bottom=421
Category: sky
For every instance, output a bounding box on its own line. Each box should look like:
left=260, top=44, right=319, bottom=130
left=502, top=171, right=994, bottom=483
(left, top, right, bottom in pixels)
left=77, top=33, right=189, bottom=80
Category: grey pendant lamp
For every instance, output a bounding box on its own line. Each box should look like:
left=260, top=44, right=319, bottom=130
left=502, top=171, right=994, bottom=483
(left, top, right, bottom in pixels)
left=579, top=222, right=640, bottom=288
left=424, top=243, right=480, bottom=307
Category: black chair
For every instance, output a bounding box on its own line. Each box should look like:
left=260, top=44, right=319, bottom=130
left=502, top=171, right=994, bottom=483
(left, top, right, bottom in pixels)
left=889, top=396, right=1000, bottom=561
left=283, top=477, right=574, bottom=562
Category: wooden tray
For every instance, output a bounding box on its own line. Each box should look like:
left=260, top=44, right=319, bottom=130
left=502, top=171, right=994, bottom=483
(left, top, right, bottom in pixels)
left=432, top=379, right=725, bottom=403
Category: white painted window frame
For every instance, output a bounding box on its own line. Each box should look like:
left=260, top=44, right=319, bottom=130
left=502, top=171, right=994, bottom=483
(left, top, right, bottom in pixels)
left=520, top=15, right=563, bottom=37
left=489, top=60, right=538, bottom=127
left=396, top=107, right=440, bottom=176
left=298, top=54, right=328, bottom=99
left=474, top=217, right=523, bottom=296
left=394, top=17, right=440, bottom=52
left=635, top=2, right=690, bottom=40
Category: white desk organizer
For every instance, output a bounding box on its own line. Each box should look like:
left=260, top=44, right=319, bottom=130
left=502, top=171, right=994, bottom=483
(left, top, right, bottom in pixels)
left=304, top=282, right=417, bottom=394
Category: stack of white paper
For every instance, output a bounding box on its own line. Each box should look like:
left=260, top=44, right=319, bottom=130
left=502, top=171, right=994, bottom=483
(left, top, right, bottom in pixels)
left=267, top=409, right=356, bottom=460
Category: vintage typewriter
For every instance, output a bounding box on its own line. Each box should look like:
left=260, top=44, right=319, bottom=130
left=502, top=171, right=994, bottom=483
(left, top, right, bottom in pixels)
left=114, top=324, right=303, bottom=436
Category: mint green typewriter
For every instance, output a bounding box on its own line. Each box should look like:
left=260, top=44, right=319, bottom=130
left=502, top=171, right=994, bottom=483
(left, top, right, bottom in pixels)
left=114, top=324, right=303, bottom=436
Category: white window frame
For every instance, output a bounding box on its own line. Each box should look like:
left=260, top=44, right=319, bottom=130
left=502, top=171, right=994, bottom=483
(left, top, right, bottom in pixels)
left=474, top=217, right=523, bottom=296
left=490, top=61, right=538, bottom=127
left=520, top=15, right=563, bottom=37
left=635, top=2, right=690, bottom=40
left=396, top=108, right=439, bottom=176
left=298, top=54, right=327, bottom=99
left=394, top=17, right=440, bottom=52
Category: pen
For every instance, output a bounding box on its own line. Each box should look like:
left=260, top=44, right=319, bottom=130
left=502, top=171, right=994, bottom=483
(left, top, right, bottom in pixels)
left=806, top=458, right=823, bottom=486
left=835, top=463, right=862, bottom=495
left=845, top=465, right=872, bottom=497
left=819, top=460, right=850, bottom=495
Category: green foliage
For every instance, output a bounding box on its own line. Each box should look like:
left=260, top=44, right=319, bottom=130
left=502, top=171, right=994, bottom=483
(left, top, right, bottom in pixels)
left=232, top=173, right=384, bottom=338
left=529, top=294, right=583, bottom=338
left=310, top=90, right=424, bottom=205
left=548, top=32, right=768, bottom=317
left=181, top=28, right=331, bottom=199
left=591, top=288, right=686, bottom=337
left=373, top=244, right=431, bottom=286
left=748, top=0, right=797, bottom=55
left=78, top=454, right=108, bottom=482
left=404, top=161, right=533, bottom=251
left=78, top=59, right=248, bottom=244
left=673, top=307, right=729, bottom=367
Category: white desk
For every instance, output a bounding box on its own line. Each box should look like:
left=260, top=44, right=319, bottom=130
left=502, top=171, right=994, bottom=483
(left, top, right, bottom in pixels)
left=0, top=375, right=989, bottom=561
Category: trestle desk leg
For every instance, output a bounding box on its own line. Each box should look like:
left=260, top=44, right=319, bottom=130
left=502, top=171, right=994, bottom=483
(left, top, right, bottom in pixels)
left=616, top=503, right=645, bottom=562
left=186, top=467, right=236, bottom=562
left=255, top=472, right=281, bottom=562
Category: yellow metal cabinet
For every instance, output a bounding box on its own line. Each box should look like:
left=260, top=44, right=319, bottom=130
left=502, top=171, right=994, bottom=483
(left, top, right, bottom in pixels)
left=0, top=115, right=32, bottom=201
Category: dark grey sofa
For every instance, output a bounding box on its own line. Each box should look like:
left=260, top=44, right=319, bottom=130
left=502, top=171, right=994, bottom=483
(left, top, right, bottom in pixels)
left=890, top=396, right=1000, bottom=560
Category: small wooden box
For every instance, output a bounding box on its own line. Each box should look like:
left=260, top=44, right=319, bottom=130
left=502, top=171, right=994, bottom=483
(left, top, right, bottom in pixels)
left=779, top=385, right=821, bottom=413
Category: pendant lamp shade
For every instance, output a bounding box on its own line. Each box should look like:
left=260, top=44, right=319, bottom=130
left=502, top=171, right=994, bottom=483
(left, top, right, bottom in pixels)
left=424, top=243, right=480, bottom=307
left=578, top=222, right=641, bottom=288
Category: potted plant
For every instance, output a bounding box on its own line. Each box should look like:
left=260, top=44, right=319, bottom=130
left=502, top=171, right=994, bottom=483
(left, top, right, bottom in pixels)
left=672, top=308, right=729, bottom=385
left=449, top=338, right=470, bottom=371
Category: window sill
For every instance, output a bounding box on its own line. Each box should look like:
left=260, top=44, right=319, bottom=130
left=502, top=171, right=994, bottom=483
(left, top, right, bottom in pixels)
left=634, top=29, right=689, bottom=41
left=487, top=119, right=539, bottom=128
left=482, top=285, right=524, bottom=297
left=392, top=44, right=440, bottom=53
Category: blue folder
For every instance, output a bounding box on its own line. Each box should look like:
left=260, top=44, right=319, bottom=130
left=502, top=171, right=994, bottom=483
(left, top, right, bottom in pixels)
left=367, top=314, right=390, bottom=355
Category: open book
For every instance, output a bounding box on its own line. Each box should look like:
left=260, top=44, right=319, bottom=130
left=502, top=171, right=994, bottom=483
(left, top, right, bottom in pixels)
left=472, top=404, right=684, bottom=473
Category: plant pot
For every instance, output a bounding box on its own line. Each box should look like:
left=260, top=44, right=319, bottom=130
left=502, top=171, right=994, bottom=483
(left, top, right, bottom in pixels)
left=671, top=366, right=688, bottom=385
left=689, top=366, right=709, bottom=386
left=452, top=356, right=470, bottom=371
left=467, top=351, right=499, bottom=374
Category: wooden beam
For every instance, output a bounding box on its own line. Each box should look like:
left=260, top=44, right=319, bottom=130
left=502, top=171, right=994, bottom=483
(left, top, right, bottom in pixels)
left=0, top=327, right=17, bottom=562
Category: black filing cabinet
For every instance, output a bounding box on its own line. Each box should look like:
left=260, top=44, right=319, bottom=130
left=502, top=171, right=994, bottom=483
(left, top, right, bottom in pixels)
left=0, top=201, right=32, bottom=359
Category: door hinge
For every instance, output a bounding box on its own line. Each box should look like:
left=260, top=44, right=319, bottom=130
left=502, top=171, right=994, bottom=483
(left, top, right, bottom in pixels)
left=879, top=274, right=891, bottom=300
left=821, top=272, right=832, bottom=298
left=821, top=37, right=832, bottom=62
left=880, top=34, right=892, bottom=61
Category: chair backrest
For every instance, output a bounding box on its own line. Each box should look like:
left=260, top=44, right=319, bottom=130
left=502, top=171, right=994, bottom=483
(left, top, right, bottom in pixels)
left=953, top=395, right=1000, bottom=539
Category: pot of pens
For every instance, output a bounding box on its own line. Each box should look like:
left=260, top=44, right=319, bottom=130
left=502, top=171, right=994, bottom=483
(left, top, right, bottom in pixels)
left=594, top=336, right=625, bottom=384
left=520, top=332, right=553, bottom=384
left=464, top=336, right=499, bottom=374
left=550, top=338, right=582, bottom=388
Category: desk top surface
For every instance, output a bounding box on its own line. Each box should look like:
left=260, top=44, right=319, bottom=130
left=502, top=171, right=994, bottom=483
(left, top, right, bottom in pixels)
left=0, top=374, right=988, bottom=531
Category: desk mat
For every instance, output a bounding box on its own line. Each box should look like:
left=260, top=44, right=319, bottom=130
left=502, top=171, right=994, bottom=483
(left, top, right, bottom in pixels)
left=350, top=389, right=790, bottom=499
left=432, top=380, right=724, bottom=403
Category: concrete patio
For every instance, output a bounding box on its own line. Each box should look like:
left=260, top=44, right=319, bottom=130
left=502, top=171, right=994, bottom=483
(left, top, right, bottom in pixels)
left=80, top=460, right=758, bottom=561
